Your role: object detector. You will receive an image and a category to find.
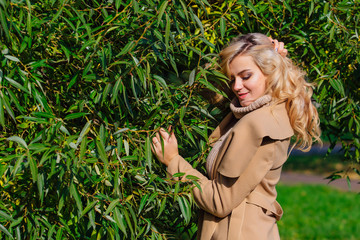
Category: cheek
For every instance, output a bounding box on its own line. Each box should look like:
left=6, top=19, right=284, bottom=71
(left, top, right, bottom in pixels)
left=258, top=76, right=267, bottom=93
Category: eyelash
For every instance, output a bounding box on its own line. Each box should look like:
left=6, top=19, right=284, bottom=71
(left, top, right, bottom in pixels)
left=230, top=74, right=251, bottom=83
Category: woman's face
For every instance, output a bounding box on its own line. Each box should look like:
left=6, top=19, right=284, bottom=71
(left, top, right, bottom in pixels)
left=229, top=55, right=267, bottom=107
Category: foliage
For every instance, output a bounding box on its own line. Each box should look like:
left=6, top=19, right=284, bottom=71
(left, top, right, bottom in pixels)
left=0, top=0, right=359, bottom=239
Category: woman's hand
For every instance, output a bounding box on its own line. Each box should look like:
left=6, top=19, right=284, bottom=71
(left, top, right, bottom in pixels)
left=268, top=37, right=288, bottom=57
left=152, top=126, right=179, bottom=167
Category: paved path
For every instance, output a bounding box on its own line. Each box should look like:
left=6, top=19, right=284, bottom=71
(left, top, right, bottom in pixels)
left=280, top=172, right=360, bottom=192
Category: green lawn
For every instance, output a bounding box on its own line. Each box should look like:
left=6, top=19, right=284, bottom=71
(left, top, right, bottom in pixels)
left=277, top=184, right=360, bottom=240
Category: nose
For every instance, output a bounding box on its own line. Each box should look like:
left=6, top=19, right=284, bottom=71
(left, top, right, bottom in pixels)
left=232, top=78, right=243, bottom=92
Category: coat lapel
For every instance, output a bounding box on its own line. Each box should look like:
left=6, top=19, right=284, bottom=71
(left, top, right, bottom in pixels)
left=208, top=112, right=237, bottom=179
left=208, top=112, right=235, bottom=147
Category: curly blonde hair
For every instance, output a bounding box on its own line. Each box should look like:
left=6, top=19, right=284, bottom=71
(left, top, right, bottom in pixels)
left=219, top=33, right=321, bottom=151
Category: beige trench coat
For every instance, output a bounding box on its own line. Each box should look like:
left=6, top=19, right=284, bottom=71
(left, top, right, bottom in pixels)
left=167, top=102, right=294, bottom=239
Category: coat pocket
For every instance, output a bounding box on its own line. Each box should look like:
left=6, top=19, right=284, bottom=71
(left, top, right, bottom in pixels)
left=246, top=192, right=283, bottom=221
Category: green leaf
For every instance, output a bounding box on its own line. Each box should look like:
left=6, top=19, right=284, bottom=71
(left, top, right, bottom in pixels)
left=70, top=182, right=83, bottom=213
left=27, top=151, right=38, bottom=183
left=0, top=210, right=13, bottom=221
left=283, top=0, right=292, bottom=16
left=177, top=196, right=191, bottom=224
left=157, top=0, right=168, bottom=25
left=37, top=173, right=44, bottom=203
left=10, top=217, right=23, bottom=228
left=329, top=78, right=345, bottom=96
left=122, top=86, right=133, bottom=117
left=153, top=75, right=168, bottom=89
left=115, top=0, right=121, bottom=9
left=32, top=112, right=55, bottom=119
left=2, top=94, right=15, bottom=121
left=96, top=139, right=109, bottom=168
left=220, top=17, right=226, bottom=39
left=242, top=6, right=252, bottom=32
left=193, top=14, right=204, bottom=36
left=0, top=7, right=10, bottom=39
left=199, top=37, right=215, bottom=49
left=117, top=41, right=135, bottom=56
left=0, top=223, right=13, bottom=239
left=7, top=136, right=28, bottom=149
left=27, top=9, right=32, bottom=36
left=156, top=198, right=167, bottom=218
left=132, top=0, right=139, bottom=13
left=138, top=194, right=149, bottom=214
left=0, top=97, right=5, bottom=126
left=114, top=207, right=127, bottom=237
left=329, top=25, right=335, bottom=42
left=165, top=13, right=170, bottom=51
left=5, top=77, right=29, bottom=93
left=67, top=74, right=78, bottom=91
left=4, top=55, right=20, bottom=62
left=173, top=172, right=185, bottom=178
left=89, top=209, right=96, bottom=229
left=48, top=225, right=56, bottom=239
left=76, top=120, right=91, bottom=146
left=104, top=199, right=120, bottom=216
left=123, top=209, right=134, bottom=236
left=64, top=112, right=89, bottom=120
left=145, top=136, right=152, bottom=172
left=55, top=227, right=63, bottom=240
left=81, top=200, right=98, bottom=217
left=308, top=43, right=319, bottom=60
left=309, top=0, right=314, bottom=17
left=189, top=68, right=196, bottom=86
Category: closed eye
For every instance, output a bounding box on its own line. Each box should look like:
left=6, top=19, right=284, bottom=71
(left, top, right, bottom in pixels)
left=242, top=74, right=252, bottom=80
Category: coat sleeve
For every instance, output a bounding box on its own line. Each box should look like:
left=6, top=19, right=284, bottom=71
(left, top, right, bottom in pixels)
left=167, top=118, right=277, bottom=218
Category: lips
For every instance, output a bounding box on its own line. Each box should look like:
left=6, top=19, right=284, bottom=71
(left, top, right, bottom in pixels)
left=238, top=92, right=248, bottom=99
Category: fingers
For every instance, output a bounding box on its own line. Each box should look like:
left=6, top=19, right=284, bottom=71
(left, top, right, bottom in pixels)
left=151, top=128, right=169, bottom=153
left=159, top=128, right=170, bottom=140
left=167, top=125, right=177, bottom=141
left=272, top=39, right=279, bottom=52
left=278, top=41, right=284, bottom=51
left=269, top=37, right=288, bottom=57
left=278, top=42, right=288, bottom=57
left=151, top=133, right=161, bottom=153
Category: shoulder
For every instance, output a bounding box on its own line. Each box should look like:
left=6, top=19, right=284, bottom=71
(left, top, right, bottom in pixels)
left=233, top=102, right=294, bottom=140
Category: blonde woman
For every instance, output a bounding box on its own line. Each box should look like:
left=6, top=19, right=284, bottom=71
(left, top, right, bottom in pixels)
left=152, top=33, right=321, bottom=239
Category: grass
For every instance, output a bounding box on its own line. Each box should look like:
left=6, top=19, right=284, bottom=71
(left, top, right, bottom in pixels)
left=277, top=184, right=360, bottom=240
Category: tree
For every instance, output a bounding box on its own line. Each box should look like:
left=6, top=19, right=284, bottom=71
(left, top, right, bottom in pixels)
left=0, top=0, right=359, bottom=239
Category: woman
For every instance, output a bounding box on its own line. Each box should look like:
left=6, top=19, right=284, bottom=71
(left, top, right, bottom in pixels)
left=152, top=33, right=321, bottom=239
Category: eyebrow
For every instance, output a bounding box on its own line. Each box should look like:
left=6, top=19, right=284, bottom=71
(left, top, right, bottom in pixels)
left=232, top=69, right=250, bottom=76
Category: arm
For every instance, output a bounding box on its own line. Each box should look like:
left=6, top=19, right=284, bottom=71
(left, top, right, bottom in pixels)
left=166, top=121, right=275, bottom=218
left=153, top=119, right=276, bottom=218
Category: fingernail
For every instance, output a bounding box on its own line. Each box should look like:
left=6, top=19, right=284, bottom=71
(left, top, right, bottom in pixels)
left=275, top=48, right=278, bottom=52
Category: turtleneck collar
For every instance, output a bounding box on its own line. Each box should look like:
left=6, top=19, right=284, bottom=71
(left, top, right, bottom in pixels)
left=230, top=95, right=272, bottom=119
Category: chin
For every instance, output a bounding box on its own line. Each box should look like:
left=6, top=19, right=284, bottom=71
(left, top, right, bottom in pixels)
left=239, top=100, right=252, bottom=107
